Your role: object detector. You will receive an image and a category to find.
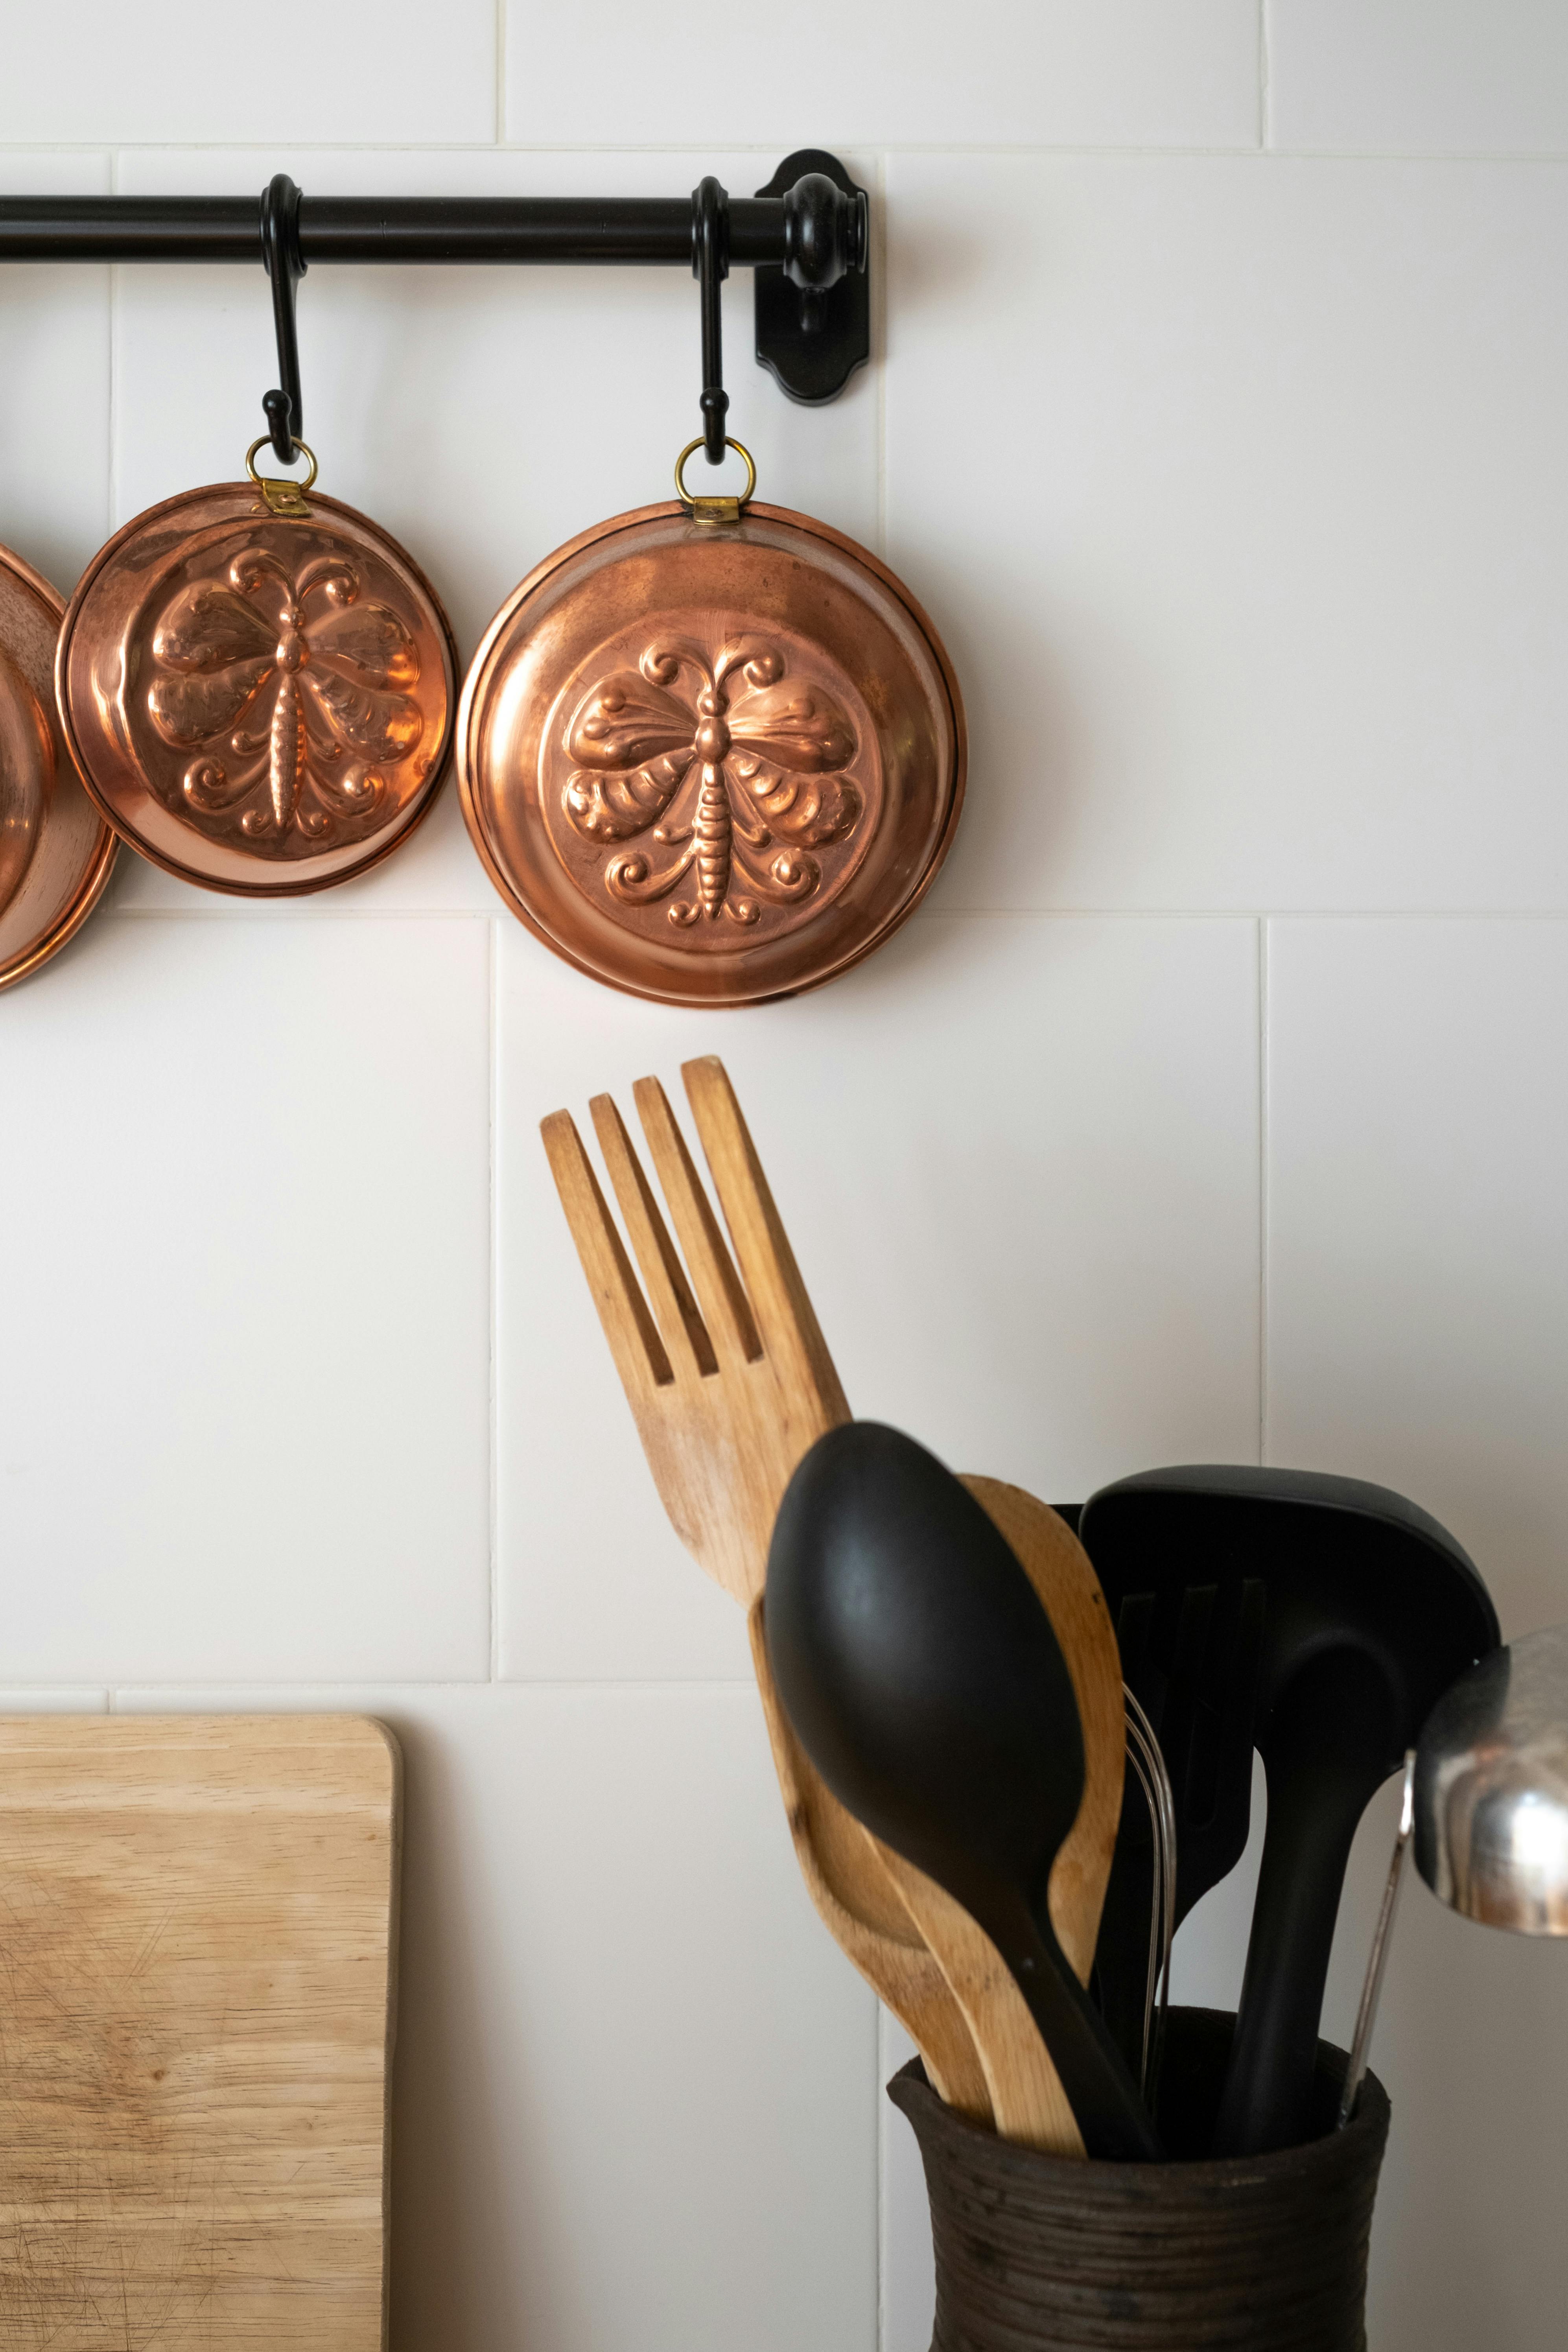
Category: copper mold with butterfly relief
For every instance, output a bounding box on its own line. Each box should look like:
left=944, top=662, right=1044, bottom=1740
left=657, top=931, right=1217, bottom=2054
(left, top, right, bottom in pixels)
left=0, top=542, right=117, bottom=992
left=458, top=498, right=964, bottom=1006
left=57, top=475, right=458, bottom=897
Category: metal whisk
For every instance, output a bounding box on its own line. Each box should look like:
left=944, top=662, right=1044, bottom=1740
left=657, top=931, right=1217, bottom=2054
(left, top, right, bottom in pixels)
left=1122, top=1687, right=1177, bottom=2107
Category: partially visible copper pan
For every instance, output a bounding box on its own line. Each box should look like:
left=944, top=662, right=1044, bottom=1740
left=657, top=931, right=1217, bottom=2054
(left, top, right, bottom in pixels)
left=57, top=449, right=457, bottom=897
left=0, top=544, right=116, bottom=992
left=458, top=473, right=964, bottom=1006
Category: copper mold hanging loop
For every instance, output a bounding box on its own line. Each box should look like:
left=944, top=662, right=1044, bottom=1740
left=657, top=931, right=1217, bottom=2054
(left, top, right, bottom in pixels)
left=691, top=175, right=730, bottom=466
left=260, top=172, right=307, bottom=467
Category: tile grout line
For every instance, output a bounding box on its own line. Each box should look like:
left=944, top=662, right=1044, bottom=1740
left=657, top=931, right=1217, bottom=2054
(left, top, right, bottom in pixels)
left=488, top=916, right=499, bottom=1682
left=494, top=0, right=507, bottom=146
left=25, top=139, right=1568, bottom=162
left=1257, top=0, right=1270, bottom=152
left=1257, top=916, right=1270, bottom=1467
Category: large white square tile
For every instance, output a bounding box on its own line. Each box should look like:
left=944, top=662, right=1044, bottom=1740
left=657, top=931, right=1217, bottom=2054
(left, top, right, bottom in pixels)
left=112, top=1684, right=879, bottom=2352
left=107, top=148, right=878, bottom=917
left=0, top=914, right=491, bottom=1680
left=1238, top=917, right=1568, bottom=2348
left=0, top=2, right=493, bottom=144
left=497, top=910, right=1261, bottom=1679
left=505, top=1, right=1260, bottom=149
left=1263, top=920, right=1568, bottom=2341
left=1266, top=918, right=1568, bottom=1634
left=888, top=154, right=1568, bottom=913
left=1269, top=0, right=1568, bottom=156
left=0, top=151, right=111, bottom=594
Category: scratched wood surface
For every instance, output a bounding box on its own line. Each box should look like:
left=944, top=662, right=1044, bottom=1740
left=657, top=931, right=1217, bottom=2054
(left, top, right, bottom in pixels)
left=0, top=1715, right=400, bottom=2351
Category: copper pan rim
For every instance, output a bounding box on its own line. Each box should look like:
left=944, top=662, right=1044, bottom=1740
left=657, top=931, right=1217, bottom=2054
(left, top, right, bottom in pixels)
left=0, top=825, right=117, bottom=990
left=0, top=545, right=119, bottom=994
left=57, top=482, right=460, bottom=899
left=457, top=498, right=966, bottom=1008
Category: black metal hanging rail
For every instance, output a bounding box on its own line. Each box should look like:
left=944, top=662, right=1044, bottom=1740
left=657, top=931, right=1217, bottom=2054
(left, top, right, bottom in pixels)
left=0, top=194, right=817, bottom=265
left=0, top=148, right=870, bottom=409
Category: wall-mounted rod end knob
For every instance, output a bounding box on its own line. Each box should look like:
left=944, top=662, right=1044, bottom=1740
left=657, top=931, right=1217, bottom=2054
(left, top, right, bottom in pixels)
left=781, top=173, right=868, bottom=293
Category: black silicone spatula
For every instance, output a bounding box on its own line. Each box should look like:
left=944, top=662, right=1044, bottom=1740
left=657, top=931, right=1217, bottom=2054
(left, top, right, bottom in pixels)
left=767, top=1423, right=1161, bottom=2160
left=1078, top=1464, right=1498, bottom=2155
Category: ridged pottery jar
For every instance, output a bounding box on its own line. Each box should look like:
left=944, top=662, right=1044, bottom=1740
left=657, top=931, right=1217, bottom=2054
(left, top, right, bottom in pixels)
left=888, top=2009, right=1390, bottom=2352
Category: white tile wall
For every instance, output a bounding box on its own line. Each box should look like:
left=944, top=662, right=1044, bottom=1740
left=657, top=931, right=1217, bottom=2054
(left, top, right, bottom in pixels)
left=0, top=5, right=497, bottom=146
left=1265, top=919, right=1568, bottom=1641
left=1268, top=0, right=1568, bottom=157
left=498, top=912, right=1260, bottom=1680
left=0, top=153, right=111, bottom=594
left=1263, top=918, right=1568, bottom=2339
left=888, top=152, right=1568, bottom=913
left=0, top=913, right=492, bottom=1681
left=504, top=2, right=1261, bottom=151
left=2, top=4, right=1566, bottom=2347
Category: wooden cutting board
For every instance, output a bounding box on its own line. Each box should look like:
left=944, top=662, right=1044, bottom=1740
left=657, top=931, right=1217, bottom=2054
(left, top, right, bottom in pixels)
left=0, top=1715, right=400, bottom=2351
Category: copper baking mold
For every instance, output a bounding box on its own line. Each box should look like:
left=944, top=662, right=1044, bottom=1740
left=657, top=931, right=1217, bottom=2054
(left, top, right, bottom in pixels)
left=0, top=544, right=116, bottom=992
left=458, top=500, right=965, bottom=1007
left=56, top=483, right=459, bottom=898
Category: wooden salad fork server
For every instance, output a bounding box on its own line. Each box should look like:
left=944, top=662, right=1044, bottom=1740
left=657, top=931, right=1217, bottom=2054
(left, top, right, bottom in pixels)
left=542, top=1057, right=1126, bottom=2149
left=542, top=1056, right=990, bottom=2116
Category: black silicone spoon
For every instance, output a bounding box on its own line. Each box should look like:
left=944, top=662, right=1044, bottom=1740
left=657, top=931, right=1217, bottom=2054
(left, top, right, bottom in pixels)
left=766, top=1421, right=1161, bottom=2161
left=1078, top=1464, right=1498, bottom=2155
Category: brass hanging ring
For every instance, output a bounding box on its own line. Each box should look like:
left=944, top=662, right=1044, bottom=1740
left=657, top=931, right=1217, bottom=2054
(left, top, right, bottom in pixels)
left=245, top=433, right=319, bottom=499
left=674, top=435, right=756, bottom=512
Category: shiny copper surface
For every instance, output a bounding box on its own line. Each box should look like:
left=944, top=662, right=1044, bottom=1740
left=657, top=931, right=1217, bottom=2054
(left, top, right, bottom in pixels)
left=0, top=545, right=116, bottom=993
left=458, top=501, right=965, bottom=1006
left=57, top=483, right=457, bottom=896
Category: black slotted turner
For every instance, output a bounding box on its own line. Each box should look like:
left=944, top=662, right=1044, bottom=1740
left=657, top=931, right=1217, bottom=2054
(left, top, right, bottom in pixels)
left=1078, top=1464, right=1497, bottom=2155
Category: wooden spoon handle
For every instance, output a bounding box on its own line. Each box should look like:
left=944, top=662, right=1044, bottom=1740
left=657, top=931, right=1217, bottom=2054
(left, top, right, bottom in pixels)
left=871, top=1837, right=1085, bottom=2155
left=960, top=1476, right=1124, bottom=1985
left=748, top=1598, right=993, bottom=2121
left=871, top=1483, right=1124, bottom=2153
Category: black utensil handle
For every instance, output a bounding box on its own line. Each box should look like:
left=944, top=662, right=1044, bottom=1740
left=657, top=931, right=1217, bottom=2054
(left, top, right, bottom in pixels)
left=997, top=1898, right=1163, bottom=2161
left=1211, top=1763, right=1375, bottom=2157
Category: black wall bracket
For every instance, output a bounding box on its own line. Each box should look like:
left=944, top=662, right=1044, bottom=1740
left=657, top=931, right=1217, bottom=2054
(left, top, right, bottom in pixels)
left=754, top=150, right=870, bottom=405
left=0, top=153, right=871, bottom=413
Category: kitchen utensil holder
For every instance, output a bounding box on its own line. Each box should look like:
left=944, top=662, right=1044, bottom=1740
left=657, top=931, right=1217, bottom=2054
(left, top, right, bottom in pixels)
left=889, top=2007, right=1390, bottom=2352
left=0, top=149, right=869, bottom=411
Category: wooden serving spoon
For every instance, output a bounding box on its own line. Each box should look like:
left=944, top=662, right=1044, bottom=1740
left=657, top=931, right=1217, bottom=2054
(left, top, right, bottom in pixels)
left=752, top=1472, right=1126, bottom=2152
left=765, top=1423, right=1159, bottom=2160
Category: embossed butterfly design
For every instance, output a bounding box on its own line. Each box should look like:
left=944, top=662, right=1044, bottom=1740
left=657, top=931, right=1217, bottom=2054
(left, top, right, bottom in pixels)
left=563, top=636, right=862, bottom=927
left=146, top=549, right=425, bottom=844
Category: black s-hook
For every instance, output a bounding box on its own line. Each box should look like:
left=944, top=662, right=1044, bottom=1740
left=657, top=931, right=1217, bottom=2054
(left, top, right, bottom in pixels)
left=692, top=176, right=730, bottom=465
left=260, top=173, right=306, bottom=464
